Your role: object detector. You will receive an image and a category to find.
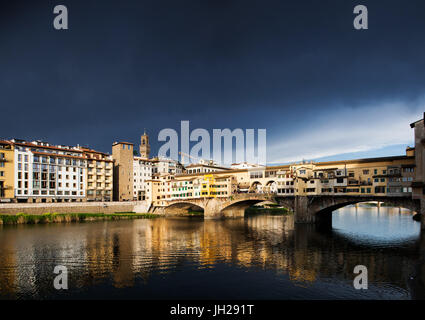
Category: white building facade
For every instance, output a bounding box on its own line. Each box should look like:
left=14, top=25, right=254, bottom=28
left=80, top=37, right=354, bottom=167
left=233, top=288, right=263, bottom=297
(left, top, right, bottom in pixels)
left=133, top=157, right=153, bottom=200
left=13, top=141, right=87, bottom=202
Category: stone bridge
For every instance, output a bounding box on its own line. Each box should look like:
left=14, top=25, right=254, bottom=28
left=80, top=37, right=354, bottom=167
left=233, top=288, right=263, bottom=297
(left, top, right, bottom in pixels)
left=152, top=193, right=275, bottom=219
left=274, top=195, right=421, bottom=228
left=152, top=193, right=423, bottom=227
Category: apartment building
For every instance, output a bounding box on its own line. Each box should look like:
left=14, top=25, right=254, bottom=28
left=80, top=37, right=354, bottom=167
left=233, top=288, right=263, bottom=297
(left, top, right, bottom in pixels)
left=301, top=154, right=415, bottom=196
left=0, top=139, right=117, bottom=203
left=82, top=148, right=113, bottom=201
left=133, top=157, right=152, bottom=200
left=148, top=174, right=173, bottom=206
left=276, top=169, right=295, bottom=195
left=11, top=140, right=87, bottom=202
left=151, top=157, right=184, bottom=176
left=171, top=177, right=201, bottom=199
left=170, top=174, right=235, bottom=200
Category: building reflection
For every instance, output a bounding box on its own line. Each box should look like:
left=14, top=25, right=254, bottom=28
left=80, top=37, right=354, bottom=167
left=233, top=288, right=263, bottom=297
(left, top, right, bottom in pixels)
left=0, top=229, right=17, bottom=298
left=0, top=212, right=424, bottom=298
left=79, top=214, right=425, bottom=289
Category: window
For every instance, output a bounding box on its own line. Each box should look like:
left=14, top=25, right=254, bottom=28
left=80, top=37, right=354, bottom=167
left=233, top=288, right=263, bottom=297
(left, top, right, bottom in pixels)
left=375, top=186, right=386, bottom=193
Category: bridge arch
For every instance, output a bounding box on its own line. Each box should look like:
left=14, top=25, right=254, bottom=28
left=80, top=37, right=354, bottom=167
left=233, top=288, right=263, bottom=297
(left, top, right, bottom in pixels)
left=275, top=195, right=421, bottom=226
left=162, top=201, right=205, bottom=215
left=265, top=180, right=277, bottom=193
left=250, top=181, right=263, bottom=193
left=310, top=197, right=420, bottom=228
left=315, top=199, right=419, bottom=216
left=219, top=195, right=277, bottom=218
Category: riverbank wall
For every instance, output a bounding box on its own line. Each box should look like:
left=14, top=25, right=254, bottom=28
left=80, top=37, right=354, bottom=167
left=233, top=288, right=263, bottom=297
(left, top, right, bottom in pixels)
left=0, top=212, right=158, bottom=225
left=0, top=201, right=151, bottom=215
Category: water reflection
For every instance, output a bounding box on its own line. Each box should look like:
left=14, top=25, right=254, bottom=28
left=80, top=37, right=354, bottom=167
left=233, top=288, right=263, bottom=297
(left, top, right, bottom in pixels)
left=0, top=207, right=423, bottom=300
left=333, top=206, right=420, bottom=247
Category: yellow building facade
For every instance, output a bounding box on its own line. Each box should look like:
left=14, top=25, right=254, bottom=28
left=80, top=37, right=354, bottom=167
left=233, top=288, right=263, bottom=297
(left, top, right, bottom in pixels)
left=82, top=148, right=113, bottom=201
left=0, top=140, right=14, bottom=201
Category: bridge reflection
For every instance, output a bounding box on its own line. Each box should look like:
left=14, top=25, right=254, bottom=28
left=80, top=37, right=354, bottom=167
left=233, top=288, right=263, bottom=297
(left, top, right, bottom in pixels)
left=0, top=214, right=423, bottom=299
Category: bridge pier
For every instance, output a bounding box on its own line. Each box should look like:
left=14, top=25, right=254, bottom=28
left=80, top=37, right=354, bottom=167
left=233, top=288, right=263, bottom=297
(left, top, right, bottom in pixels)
left=294, top=196, right=315, bottom=224
left=221, top=207, right=245, bottom=218
left=421, top=199, right=425, bottom=230
left=202, top=199, right=222, bottom=219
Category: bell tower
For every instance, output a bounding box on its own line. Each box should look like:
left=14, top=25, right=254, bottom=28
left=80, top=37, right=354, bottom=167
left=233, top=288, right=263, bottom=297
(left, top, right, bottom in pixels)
left=140, top=130, right=150, bottom=159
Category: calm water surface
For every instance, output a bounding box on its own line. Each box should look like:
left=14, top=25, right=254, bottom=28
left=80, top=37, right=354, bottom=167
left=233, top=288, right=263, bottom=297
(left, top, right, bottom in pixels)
left=0, top=206, right=424, bottom=300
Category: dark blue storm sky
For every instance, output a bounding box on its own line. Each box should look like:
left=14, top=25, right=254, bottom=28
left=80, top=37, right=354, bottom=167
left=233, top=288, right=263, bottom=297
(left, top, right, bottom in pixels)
left=1, top=0, right=424, bottom=163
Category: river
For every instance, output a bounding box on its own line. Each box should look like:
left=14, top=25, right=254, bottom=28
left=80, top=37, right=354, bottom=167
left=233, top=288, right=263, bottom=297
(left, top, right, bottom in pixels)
left=0, top=205, right=424, bottom=300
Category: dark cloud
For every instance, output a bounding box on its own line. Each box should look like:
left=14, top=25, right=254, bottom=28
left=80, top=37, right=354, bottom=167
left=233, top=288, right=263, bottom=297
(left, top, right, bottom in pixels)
left=0, top=0, right=424, bottom=157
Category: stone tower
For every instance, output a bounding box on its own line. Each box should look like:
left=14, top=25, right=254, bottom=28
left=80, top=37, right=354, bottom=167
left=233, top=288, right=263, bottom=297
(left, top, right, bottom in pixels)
left=139, top=131, right=150, bottom=159
left=112, top=142, right=134, bottom=201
